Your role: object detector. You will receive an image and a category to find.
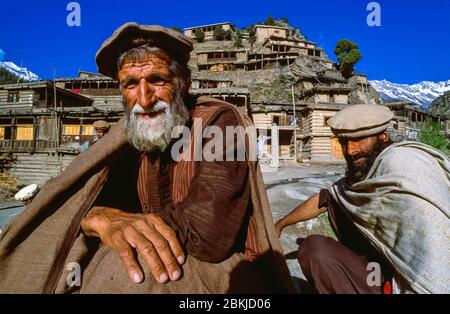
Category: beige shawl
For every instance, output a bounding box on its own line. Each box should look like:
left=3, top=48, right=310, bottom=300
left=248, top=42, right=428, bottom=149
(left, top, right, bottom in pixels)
left=328, top=141, right=450, bottom=294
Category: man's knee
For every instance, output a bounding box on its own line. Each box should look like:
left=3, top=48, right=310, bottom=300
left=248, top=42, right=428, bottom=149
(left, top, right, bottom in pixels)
left=297, top=235, right=339, bottom=270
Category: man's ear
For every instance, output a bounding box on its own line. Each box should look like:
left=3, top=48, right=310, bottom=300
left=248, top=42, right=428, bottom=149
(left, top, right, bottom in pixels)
left=379, top=131, right=389, bottom=142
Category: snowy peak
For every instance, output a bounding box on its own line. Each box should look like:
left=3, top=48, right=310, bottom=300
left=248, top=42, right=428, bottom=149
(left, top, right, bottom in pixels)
left=369, top=79, right=450, bottom=109
left=0, top=61, right=39, bottom=82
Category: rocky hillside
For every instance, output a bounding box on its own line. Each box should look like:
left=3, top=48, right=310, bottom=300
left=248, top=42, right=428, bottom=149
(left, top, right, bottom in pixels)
left=429, top=91, right=450, bottom=118
left=190, top=20, right=379, bottom=107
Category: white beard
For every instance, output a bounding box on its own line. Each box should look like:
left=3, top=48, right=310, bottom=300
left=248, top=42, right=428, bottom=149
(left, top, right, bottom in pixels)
left=126, top=99, right=188, bottom=153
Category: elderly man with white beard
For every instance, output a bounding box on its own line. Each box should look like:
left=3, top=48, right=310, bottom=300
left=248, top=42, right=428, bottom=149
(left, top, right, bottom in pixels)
left=0, top=23, right=294, bottom=294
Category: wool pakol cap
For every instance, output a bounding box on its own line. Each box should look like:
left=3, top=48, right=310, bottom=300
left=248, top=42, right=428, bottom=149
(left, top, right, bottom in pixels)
left=327, top=104, right=394, bottom=138
left=96, top=22, right=193, bottom=78
left=93, top=120, right=111, bottom=130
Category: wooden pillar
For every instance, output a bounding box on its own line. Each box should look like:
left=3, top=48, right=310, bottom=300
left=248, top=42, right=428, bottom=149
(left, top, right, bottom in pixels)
left=32, top=116, right=37, bottom=153
left=79, top=117, right=84, bottom=145
left=270, top=123, right=279, bottom=169
left=10, top=116, right=16, bottom=151
left=56, top=114, right=61, bottom=147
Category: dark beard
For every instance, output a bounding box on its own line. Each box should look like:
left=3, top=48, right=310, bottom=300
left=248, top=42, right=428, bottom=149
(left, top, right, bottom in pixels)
left=345, top=140, right=392, bottom=185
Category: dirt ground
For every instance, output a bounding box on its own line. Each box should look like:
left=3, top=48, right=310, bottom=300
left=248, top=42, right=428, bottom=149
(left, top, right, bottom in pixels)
left=261, top=161, right=346, bottom=292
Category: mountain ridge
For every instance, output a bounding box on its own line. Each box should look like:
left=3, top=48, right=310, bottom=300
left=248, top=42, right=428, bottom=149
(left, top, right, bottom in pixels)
left=369, top=79, right=450, bottom=109
left=0, top=61, right=39, bottom=82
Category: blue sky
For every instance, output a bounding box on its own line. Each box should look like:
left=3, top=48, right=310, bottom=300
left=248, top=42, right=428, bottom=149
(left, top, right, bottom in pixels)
left=0, top=0, right=449, bottom=83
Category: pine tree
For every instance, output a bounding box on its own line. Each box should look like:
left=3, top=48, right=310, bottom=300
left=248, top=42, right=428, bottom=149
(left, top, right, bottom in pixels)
left=213, top=26, right=231, bottom=41
left=195, top=28, right=205, bottom=43
left=264, top=16, right=276, bottom=26
left=0, top=67, right=23, bottom=85
left=334, top=39, right=362, bottom=78
left=170, top=26, right=182, bottom=33
left=234, top=30, right=243, bottom=48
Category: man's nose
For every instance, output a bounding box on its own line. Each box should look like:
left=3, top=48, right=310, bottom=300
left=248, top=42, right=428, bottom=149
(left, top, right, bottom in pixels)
left=346, top=140, right=359, bottom=156
left=137, top=79, right=157, bottom=110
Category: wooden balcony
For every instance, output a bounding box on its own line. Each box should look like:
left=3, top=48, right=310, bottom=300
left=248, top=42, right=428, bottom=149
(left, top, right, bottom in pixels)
left=0, top=140, right=59, bottom=153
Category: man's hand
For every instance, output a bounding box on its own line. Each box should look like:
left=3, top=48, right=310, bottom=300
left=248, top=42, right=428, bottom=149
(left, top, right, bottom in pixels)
left=273, top=194, right=326, bottom=238
left=81, top=206, right=185, bottom=284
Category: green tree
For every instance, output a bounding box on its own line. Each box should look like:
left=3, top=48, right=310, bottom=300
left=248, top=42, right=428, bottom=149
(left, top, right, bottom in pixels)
left=213, top=26, right=232, bottom=41
left=0, top=67, right=23, bottom=85
left=248, top=27, right=256, bottom=45
left=334, top=39, right=362, bottom=78
left=194, top=28, right=205, bottom=43
left=234, top=30, right=243, bottom=48
left=417, top=118, right=450, bottom=155
left=280, top=17, right=289, bottom=24
left=170, top=26, right=182, bottom=33
left=264, top=16, right=276, bottom=26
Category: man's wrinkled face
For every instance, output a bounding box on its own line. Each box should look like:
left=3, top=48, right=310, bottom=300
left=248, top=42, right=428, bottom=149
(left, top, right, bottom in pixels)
left=118, top=50, right=189, bottom=152
left=340, top=132, right=391, bottom=184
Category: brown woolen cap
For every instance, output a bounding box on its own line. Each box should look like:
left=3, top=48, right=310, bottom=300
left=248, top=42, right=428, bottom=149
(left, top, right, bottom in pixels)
left=93, top=120, right=111, bottom=130
left=327, top=104, right=394, bottom=138
left=95, top=22, right=193, bottom=78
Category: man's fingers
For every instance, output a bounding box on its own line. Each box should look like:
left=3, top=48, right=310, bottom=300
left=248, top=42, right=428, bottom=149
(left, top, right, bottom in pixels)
left=136, top=221, right=182, bottom=282
left=149, top=216, right=185, bottom=265
left=125, top=226, right=171, bottom=284
left=113, top=234, right=144, bottom=284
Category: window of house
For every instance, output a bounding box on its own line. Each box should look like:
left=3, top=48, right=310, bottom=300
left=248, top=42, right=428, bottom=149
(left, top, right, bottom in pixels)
left=15, top=125, right=33, bottom=140
left=63, top=124, right=81, bottom=136
left=82, top=125, right=94, bottom=135
left=7, top=92, right=20, bottom=103
left=38, top=90, right=46, bottom=100
left=324, top=116, right=331, bottom=127
left=273, top=116, right=280, bottom=125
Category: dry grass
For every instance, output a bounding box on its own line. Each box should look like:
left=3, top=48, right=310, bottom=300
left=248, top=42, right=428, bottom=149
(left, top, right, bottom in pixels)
left=0, top=173, right=20, bottom=200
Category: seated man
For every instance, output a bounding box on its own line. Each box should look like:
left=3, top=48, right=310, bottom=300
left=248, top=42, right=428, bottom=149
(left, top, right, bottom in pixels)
left=276, top=104, right=449, bottom=294
left=0, top=23, right=293, bottom=293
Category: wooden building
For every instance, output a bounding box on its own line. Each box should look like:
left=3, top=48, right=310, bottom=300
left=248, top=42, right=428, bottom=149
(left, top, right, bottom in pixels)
left=254, top=25, right=289, bottom=43
left=184, top=22, right=235, bottom=41
left=299, top=103, right=348, bottom=162
left=0, top=80, right=122, bottom=185
left=251, top=102, right=302, bottom=162
left=383, top=101, right=449, bottom=141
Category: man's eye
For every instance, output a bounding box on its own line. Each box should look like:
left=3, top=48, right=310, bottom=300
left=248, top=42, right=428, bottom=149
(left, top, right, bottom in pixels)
left=153, top=79, right=167, bottom=86
left=124, top=82, right=137, bottom=89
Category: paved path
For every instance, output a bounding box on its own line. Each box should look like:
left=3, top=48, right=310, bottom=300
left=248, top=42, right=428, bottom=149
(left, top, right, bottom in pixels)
left=0, top=201, right=25, bottom=233
left=262, top=162, right=345, bottom=292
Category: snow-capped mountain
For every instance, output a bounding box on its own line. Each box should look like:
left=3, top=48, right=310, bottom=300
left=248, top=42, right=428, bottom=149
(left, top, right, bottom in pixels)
left=369, top=79, right=450, bottom=109
left=0, top=61, right=39, bottom=81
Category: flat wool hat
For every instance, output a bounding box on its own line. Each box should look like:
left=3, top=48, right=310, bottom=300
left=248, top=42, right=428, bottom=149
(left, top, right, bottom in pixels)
left=327, top=104, right=394, bottom=138
left=96, top=22, right=193, bottom=78
left=93, top=120, right=111, bottom=130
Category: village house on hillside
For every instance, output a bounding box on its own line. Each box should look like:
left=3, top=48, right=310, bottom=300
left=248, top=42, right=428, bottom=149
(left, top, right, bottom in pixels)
left=0, top=21, right=448, bottom=185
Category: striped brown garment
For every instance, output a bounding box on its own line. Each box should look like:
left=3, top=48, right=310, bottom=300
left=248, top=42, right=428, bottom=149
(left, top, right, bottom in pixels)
left=136, top=105, right=260, bottom=263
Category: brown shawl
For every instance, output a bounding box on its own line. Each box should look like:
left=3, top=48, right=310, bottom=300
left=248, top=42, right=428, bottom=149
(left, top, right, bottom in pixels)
left=0, top=96, right=294, bottom=293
